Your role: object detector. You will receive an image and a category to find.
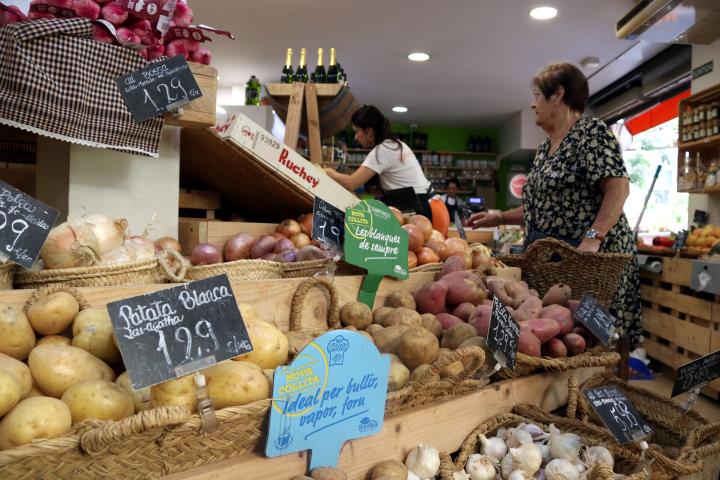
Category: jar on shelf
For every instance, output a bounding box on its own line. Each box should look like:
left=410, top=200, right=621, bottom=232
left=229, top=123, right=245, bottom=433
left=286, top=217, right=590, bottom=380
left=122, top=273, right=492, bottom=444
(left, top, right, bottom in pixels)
left=712, top=118, right=720, bottom=137
left=696, top=152, right=707, bottom=188
left=699, top=121, right=708, bottom=139
left=679, top=152, right=695, bottom=190
left=705, top=159, right=719, bottom=188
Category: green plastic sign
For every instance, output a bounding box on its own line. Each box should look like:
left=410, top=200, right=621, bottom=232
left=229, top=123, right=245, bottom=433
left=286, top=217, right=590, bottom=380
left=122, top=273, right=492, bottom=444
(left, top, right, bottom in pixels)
left=344, top=200, right=408, bottom=308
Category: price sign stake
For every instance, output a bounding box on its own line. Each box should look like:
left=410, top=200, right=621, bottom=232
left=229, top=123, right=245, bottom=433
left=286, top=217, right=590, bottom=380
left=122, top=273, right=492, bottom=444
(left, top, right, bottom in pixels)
left=583, top=386, right=652, bottom=444
left=486, top=296, right=520, bottom=370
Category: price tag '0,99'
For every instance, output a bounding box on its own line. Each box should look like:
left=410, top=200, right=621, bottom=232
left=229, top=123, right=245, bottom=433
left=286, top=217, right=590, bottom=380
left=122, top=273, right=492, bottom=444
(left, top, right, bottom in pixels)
left=487, top=296, right=520, bottom=370
left=107, top=274, right=252, bottom=390
left=583, top=386, right=652, bottom=444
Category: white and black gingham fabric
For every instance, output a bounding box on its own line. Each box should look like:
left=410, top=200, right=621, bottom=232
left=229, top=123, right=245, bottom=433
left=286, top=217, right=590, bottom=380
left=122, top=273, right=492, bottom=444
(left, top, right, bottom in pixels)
left=0, top=18, right=163, bottom=157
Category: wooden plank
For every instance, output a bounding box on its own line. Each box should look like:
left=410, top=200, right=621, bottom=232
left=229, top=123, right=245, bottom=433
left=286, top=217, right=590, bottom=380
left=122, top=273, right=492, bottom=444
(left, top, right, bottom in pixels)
left=674, top=320, right=711, bottom=355
left=165, top=62, right=217, bottom=128
left=177, top=220, right=279, bottom=253
left=0, top=273, right=437, bottom=332
left=640, top=284, right=671, bottom=308
left=267, top=83, right=343, bottom=97
left=712, top=329, right=720, bottom=353
left=675, top=293, right=713, bottom=321
left=283, top=83, right=305, bottom=149
left=304, top=83, right=322, bottom=165
left=645, top=338, right=682, bottom=368
left=661, top=257, right=692, bottom=287
left=165, top=368, right=604, bottom=480
left=642, top=307, right=677, bottom=342
left=447, top=228, right=493, bottom=245
left=178, top=189, right=221, bottom=211
left=177, top=219, right=207, bottom=255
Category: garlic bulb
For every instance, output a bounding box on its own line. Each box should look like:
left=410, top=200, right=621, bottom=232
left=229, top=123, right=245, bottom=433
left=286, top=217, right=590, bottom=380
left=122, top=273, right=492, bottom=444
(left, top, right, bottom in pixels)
left=465, top=454, right=497, bottom=480
left=496, top=427, right=508, bottom=439
left=501, top=452, right=513, bottom=480
left=548, top=424, right=582, bottom=461
left=453, top=471, right=471, bottom=480
left=545, top=459, right=579, bottom=480
left=510, top=444, right=543, bottom=475
left=508, top=471, right=532, bottom=480
left=408, top=471, right=421, bottom=480
left=523, top=423, right=550, bottom=441
left=583, top=446, right=614, bottom=469
left=479, top=433, right=508, bottom=461
left=505, top=427, right=534, bottom=448
left=536, top=442, right=551, bottom=464
left=405, top=444, right=440, bottom=479
left=574, top=462, right=586, bottom=474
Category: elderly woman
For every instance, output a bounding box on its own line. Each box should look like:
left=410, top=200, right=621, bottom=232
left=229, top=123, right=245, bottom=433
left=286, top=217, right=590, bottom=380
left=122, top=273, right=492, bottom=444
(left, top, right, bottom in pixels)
left=467, top=62, right=642, bottom=346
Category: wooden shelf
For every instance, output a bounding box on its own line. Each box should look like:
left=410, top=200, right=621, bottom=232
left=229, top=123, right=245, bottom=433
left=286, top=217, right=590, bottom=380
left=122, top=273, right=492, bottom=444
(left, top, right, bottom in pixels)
left=678, top=133, right=720, bottom=150
left=266, top=83, right=344, bottom=97
left=678, top=184, right=720, bottom=194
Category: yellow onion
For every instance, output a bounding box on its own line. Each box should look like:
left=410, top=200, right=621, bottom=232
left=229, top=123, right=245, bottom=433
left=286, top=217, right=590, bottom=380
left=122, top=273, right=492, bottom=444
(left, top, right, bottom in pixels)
left=82, top=213, right=127, bottom=255
left=40, top=220, right=101, bottom=269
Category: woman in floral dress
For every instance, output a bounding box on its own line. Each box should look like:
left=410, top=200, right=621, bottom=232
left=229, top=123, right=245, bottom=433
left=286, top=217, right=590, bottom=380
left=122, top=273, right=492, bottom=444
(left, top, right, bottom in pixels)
left=467, top=62, right=642, bottom=346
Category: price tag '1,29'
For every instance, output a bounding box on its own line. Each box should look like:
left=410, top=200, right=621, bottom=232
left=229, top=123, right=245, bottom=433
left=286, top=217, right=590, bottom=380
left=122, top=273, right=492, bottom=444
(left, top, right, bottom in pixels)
left=107, top=274, right=252, bottom=390
left=672, top=350, right=720, bottom=397
left=487, top=296, right=520, bottom=370
left=0, top=180, right=58, bottom=269
left=116, top=55, right=203, bottom=124
left=312, top=196, right=345, bottom=253
left=583, top=386, right=652, bottom=444
left=573, top=294, right=616, bottom=345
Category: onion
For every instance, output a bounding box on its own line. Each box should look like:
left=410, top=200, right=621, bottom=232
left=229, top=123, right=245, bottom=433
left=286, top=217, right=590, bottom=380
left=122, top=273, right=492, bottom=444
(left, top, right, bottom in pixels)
left=224, top=233, right=255, bottom=261
left=277, top=250, right=297, bottom=263
left=408, top=215, right=433, bottom=242
left=251, top=235, right=277, bottom=259
left=426, top=240, right=448, bottom=261
left=408, top=250, right=418, bottom=269
left=417, top=247, right=440, bottom=265
left=472, top=250, right=491, bottom=270
left=274, top=237, right=295, bottom=253
left=154, top=236, right=182, bottom=253
left=299, top=213, right=313, bottom=236
left=430, top=229, right=445, bottom=242
left=402, top=224, right=424, bottom=254
left=271, top=232, right=287, bottom=242
left=82, top=213, right=127, bottom=255
left=290, top=232, right=311, bottom=249
left=101, top=237, right=155, bottom=265
left=389, top=206, right=406, bottom=226
left=262, top=253, right=283, bottom=262
left=296, top=245, right=327, bottom=261
left=445, top=238, right=469, bottom=258
left=41, top=220, right=101, bottom=269
left=276, top=219, right=302, bottom=238
left=190, top=243, right=221, bottom=265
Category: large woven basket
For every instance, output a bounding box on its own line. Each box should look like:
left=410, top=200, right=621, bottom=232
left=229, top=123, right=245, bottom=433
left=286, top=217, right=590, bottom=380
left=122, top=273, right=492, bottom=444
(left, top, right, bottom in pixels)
left=281, top=258, right=334, bottom=278
left=497, top=347, right=621, bottom=379
left=495, top=237, right=632, bottom=308
left=569, top=372, right=720, bottom=480
left=0, top=261, right=15, bottom=290
left=185, top=258, right=283, bottom=282
left=285, top=275, right=341, bottom=356
left=13, top=250, right=187, bottom=289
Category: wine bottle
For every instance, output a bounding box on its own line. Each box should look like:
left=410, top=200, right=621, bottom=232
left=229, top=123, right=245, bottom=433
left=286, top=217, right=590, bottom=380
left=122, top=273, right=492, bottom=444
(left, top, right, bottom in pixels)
left=294, top=48, right=309, bottom=83
left=312, top=47, right=327, bottom=83
left=245, top=75, right=261, bottom=106
left=280, top=48, right=294, bottom=84
left=326, top=47, right=339, bottom=83
left=337, top=58, right=347, bottom=85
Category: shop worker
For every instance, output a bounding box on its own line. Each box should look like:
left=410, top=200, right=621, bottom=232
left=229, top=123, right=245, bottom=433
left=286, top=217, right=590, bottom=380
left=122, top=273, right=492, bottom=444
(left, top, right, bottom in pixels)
left=439, top=177, right=466, bottom=222
left=466, top=62, right=641, bottom=346
left=325, top=105, right=434, bottom=219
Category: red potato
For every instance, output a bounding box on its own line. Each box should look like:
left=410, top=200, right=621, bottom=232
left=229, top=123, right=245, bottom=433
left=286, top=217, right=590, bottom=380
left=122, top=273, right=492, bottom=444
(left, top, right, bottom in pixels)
left=519, top=318, right=561, bottom=343
left=562, top=333, right=587, bottom=356
left=529, top=289, right=540, bottom=298
left=468, top=304, right=493, bottom=336
left=505, top=280, right=530, bottom=308
left=441, top=270, right=483, bottom=285
left=445, top=278, right=486, bottom=306
left=542, top=338, right=568, bottom=358
left=436, top=255, right=466, bottom=280
left=572, top=326, right=595, bottom=348
left=540, top=305, right=574, bottom=335
left=485, top=277, right=514, bottom=306
left=543, top=283, right=572, bottom=306
left=512, top=297, right=543, bottom=323
left=567, top=299, right=581, bottom=315
left=436, top=313, right=464, bottom=331
left=452, top=303, right=476, bottom=322
left=518, top=330, right=542, bottom=357
left=414, top=282, right=449, bottom=315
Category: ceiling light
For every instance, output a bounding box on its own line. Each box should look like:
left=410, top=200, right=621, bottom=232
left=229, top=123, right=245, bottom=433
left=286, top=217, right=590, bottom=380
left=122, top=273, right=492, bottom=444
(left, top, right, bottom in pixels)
left=392, top=106, right=408, bottom=113
left=407, top=52, right=430, bottom=62
left=216, top=106, right=227, bottom=115
left=580, top=56, right=600, bottom=69
left=530, top=6, right=557, bottom=20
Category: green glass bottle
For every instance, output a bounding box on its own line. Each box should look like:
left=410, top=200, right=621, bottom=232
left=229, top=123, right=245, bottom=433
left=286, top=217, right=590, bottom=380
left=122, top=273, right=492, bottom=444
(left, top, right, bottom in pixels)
left=280, top=48, right=294, bottom=84
left=326, top=47, right=339, bottom=84
left=337, top=58, right=347, bottom=85
left=294, top=48, right=309, bottom=83
left=312, top=47, right=327, bottom=83
left=245, top=75, right=261, bottom=106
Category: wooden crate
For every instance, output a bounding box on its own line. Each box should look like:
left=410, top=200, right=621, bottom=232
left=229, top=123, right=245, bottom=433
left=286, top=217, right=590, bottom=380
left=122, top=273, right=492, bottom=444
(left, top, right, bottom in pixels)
left=178, top=219, right=276, bottom=255
left=447, top=227, right=493, bottom=245
left=165, top=62, right=217, bottom=128
left=640, top=257, right=720, bottom=399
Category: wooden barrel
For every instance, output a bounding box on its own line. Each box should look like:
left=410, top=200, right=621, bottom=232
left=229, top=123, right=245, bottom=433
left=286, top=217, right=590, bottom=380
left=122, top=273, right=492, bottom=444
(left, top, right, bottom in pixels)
left=267, top=84, right=359, bottom=136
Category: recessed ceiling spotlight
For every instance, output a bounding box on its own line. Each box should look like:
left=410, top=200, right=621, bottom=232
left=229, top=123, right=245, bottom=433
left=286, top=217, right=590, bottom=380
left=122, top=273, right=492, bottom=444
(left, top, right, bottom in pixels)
left=580, top=56, right=600, bottom=69
left=407, top=52, right=430, bottom=62
left=392, top=106, right=408, bottom=113
left=530, top=6, right=557, bottom=20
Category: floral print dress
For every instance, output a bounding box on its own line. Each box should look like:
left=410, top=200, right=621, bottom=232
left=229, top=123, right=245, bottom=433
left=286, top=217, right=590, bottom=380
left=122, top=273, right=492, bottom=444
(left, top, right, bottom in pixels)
left=523, top=116, right=642, bottom=346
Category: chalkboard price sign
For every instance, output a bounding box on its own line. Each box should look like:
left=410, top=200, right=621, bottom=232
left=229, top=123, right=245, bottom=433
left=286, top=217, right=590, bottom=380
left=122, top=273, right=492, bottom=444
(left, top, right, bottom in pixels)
left=107, top=274, right=252, bottom=390
left=116, top=55, right=202, bottom=124
left=486, top=296, right=520, bottom=370
left=0, top=180, right=58, bottom=269
left=672, top=230, right=688, bottom=251
left=672, top=350, right=720, bottom=397
left=573, top=294, right=616, bottom=344
left=583, top=386, right=652, bottom=444
left=312, top=196, right=345, bottom=253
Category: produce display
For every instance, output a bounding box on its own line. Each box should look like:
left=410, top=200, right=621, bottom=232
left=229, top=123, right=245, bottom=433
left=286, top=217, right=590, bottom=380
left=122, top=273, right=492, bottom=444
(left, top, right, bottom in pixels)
left=639, top=225, right=720, bottom=257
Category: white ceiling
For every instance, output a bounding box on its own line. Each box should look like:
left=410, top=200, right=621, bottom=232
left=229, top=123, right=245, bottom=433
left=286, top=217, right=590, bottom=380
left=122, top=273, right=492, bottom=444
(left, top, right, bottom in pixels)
left=192, top=0, right=669, bottom=127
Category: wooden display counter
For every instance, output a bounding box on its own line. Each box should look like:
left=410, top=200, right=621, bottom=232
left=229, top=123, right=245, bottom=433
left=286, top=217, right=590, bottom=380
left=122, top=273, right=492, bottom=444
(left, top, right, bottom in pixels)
left=640, top=256, right=720, bottom=398
left=166, top=367, right=603, bottom=480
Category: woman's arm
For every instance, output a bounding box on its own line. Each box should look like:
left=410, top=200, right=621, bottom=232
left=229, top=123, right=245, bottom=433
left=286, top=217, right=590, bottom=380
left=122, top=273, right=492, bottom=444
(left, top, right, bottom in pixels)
left=324, top=166, right=376, bottom=192
left=467, top=206, right=524, bottom=228
left=578, top=176, right=629, bottom=252
left=499, top=206, right=524, bottom=225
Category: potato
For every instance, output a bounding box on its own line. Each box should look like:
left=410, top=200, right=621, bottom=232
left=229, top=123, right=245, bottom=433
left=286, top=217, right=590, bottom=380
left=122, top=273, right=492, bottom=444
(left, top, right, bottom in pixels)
left=385, top=307, right=421, bottom=327
left=263, top=368, right=275, bottom=391
left=385, top=290, right=416, bottom=310
left=0, top=305, right=35, bottom=360
left=512, top=296, right=543, bottom=323
left=372, top=306, right=394, bottom=326
left=344, top=325, right=358, bottom=331
left=445, top=277, right=486, bottom=306
left=409, top=363, right=438, bottom=383
left=36, top=335, right=71, bottom=347
left=562, top=333, right=587, bottom=356
left=541, top=305, right=574, bottom=335
left=372, top=324, right=410, bottom=355
left=436, top=255, right=466, bottom=279
left=414, top=281, right=448, bottom=315
left=356, top=330, right=374, bottom=344
left=310, top=467, right=347, bottom=480
left=519, top=318, right=561, bottom=343
left=543, top=283, right=572, bottom=306
left=0, top=353, right=32, bottom=398
left=26, top=383, right=44, bottom=398
left=116, top=372, right=151, bottom=412
left=370, top=459, right=408, bottom=479
left=505, top=280, right=531, bottom=308
left=61, top=379, right=134, bottom=423
left=452, top=302, right=476, bottom=322
left=151, top=374, right=196, bottom=412
left=0, top=370, right=23, bottom=416
left=0, top=396, right=71, bottom=449
left=518, top=331, right=542, bottom=357
left=468, top=304, right=492, bottom=336
left=72, top=307, right=121, bottom=364
left=366, top=324, right=384, bottom=336
left=398, top=327, right=439, bottom=370
left=387, top=356, right=410, bottom=392
left=234, top=319, right=288, bottom=369
left=441, top=323, right=477, bottom=350
left=437, top=313, right=463, bottom=331
left=542, top=338, right=568, bottom=358
left=339, top=302, right=372, bottom=330
left=420, top=313, right=442, bottom=338
left=205, top=361, right=270, bottom=409
left=28, top=344, right=115, bottom=398
left=26, top=292, right=79, bottom=335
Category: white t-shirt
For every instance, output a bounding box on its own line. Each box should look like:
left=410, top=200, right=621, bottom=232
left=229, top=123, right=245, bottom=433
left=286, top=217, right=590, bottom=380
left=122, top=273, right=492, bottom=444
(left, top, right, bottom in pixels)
left=361, top=140, right=431, bottom=194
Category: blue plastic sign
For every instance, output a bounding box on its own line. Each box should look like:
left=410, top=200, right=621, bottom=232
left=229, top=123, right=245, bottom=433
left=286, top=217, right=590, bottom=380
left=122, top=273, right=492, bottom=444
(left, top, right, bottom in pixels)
left=266, top=330, right=390, bottom=470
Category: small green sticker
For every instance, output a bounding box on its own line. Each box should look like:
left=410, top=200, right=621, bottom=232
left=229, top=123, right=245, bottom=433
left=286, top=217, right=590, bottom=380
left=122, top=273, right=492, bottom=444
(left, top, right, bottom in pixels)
left=344, top=200, right=409, bottom=308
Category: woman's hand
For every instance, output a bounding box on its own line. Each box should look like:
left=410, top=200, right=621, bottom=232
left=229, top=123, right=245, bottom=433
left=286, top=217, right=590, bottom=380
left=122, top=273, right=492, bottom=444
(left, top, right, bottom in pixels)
left=578, top=237, right=601, bottom=253
left=465, top=211, right=501, bottom=229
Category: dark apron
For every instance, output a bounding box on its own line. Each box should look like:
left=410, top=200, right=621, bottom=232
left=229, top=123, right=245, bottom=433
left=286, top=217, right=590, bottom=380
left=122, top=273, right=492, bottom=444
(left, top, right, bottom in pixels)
left=381, top=187, right=434, bottom=222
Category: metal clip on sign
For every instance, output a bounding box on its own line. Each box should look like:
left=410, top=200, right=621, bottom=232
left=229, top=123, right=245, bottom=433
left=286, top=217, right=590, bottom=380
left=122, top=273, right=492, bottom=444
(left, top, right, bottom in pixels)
left=170, top=106, right=185, bottom=119
left=683, top=387, right=702, bottom=412
left=638, top=441, right=654, bottom=479
left=194, top=372, right=218, bottom=433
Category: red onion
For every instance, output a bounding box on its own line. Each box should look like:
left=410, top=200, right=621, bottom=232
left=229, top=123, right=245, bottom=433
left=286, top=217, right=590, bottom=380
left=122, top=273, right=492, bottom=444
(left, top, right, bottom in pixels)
left=251, top=235, right=277, bottom=259
left=277, top=250, right=297, bottom=263
left=273, top=237, right=295, bottom=253
left=190, top=243, right=221, bottom=265
left=224, top=233, right=255, bottom=261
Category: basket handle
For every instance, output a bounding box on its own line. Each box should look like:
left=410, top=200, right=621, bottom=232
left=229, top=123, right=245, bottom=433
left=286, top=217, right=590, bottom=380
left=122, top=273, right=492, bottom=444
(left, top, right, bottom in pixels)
left=80, top=405, right=191, bottom=457
left=522, top=237, right=581, bottom=265
left=23, top=284, right=91, bottom=312
left=289, top=276, right=340, bottom=332
left=157, top=249, right=189, bottom=283
left=686, top=421, right=720, bottom=458
left=412, top=346, right=485, bottom=391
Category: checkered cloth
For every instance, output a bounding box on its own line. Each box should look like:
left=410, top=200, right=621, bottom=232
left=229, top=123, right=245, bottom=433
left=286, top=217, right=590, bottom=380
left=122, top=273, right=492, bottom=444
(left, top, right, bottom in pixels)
left=0, top=18, right=163, bottom=157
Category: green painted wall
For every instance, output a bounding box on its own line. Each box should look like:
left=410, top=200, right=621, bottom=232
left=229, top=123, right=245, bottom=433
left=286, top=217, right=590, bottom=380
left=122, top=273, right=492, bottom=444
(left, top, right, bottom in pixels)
left=391, top=124, right=500, bottom=153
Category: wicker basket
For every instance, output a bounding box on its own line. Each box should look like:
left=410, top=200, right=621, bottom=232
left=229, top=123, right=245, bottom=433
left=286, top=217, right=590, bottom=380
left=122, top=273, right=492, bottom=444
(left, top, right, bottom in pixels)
left=286, top=275, right=341, bottom=356
left=0, top=261, right=15, bottom=290
left=185, top=258, right=283, bottom=282
left=496, top=347, right=621, bottom=379
left=13, top=250, right=187, bottom=289
left=568, top=372, right=720, bottom=480
left=495, top=237, right=632, bottom=308
left=281, top=258, right=333, bottom=278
